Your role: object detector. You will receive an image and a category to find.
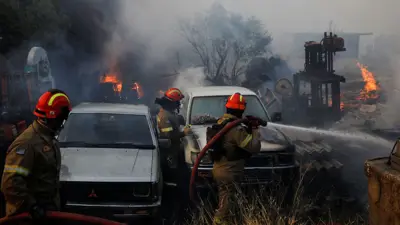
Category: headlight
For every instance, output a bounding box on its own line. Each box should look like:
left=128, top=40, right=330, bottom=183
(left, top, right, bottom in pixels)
left=133, top=183, right=151, bottom=197
left=191, top=152, right=213, bottom=164
left=151, top=182, right=159, bottom=201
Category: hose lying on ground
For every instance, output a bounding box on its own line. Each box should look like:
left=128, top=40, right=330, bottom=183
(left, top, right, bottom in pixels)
left=189, top=118, right=247, bottom=201
left=0, top=211, right=125, bottom=225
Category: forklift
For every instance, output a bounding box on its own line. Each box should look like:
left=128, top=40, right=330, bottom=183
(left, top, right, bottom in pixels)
left=282, top=32, right=346, bottom=127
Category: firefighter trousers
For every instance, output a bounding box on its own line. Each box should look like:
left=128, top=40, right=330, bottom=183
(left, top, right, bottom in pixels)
left=213, top=179, right=241, bottom=224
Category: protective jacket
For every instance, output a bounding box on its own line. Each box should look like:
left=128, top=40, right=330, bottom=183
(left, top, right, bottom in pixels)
left=1, top=121, right=61, bottom=216
left=212, top=113, right=261, bottom=180
left=156, top=108, right=185, bottom=168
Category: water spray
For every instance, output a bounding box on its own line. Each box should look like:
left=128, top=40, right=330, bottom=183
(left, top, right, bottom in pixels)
left=268, top=122, right=393, bottom=148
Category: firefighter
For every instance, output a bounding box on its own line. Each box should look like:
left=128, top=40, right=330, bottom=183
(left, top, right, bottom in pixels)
left=155, top=87, right=191, bottom=223
left=1, top=89, right=72, bottom=220
left=155, top=87, right=191, bottom=180
left=212, top=92, right=261, bottom=225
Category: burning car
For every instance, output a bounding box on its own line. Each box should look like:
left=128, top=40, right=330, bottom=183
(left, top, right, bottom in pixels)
left=180, top=86, right=298, bottom=188
left=91, top=73, right=144, bottom=104
left=57, top=103, right=167, bottom=220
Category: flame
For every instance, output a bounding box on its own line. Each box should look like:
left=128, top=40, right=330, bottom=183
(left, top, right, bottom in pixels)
left=100, top=74, right=122, bottom=93
left=356, top=62, right=379, bottom=100
left=132, top=82, right=144, bottom=98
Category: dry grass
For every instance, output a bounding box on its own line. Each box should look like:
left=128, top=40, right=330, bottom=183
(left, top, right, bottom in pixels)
left=184, top=169, right=367, bottom=225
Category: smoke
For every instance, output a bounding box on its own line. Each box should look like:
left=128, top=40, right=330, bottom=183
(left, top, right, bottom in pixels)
left=172, top=67, right=210, bottom=93
left=362, top=34, right=400, bottom=129
left=116, top=0, right=400, bottom=37
left=28, top=0, right=396, bottom=101
left=3, top=0, right=399, bottom=100
left=111, top=0, right=400, bottom=84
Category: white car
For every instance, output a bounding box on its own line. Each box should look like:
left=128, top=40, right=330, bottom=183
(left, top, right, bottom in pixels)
left=180, top=86, right=297, bottom=187
left=57, top=103, right=167, bottom=219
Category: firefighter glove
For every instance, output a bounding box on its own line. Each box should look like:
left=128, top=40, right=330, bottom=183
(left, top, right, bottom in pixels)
left=245, top=116, right=267, bottom=128
left=183, top=126, right=192, bottom=136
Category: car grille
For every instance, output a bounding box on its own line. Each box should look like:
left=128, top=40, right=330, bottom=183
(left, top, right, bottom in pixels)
left=61, top=182, right=153, bottom=204
left=245, top=155, right=274, bottom=167
left=243, top=169, right=273, bottom=183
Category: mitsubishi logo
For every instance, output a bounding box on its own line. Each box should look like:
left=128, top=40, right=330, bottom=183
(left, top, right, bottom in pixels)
left=88, top=189, right=98, bottom=198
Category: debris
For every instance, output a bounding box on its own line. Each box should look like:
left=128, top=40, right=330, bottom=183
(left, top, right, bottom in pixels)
left=359, top=104, right=377, bottom=113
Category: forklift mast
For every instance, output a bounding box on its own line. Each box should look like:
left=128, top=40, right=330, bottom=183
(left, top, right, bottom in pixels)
left=290, top=32, right=346, bottom=126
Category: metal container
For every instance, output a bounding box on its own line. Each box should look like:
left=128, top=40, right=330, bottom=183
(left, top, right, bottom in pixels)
left=365, top=155, right=400, bottom=225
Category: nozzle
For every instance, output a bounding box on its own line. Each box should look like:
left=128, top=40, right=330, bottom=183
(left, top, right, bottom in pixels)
left=245, top=115, right=267, bottom=126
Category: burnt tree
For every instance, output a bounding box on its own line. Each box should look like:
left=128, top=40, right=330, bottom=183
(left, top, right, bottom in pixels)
left=180, top=3, right=272, bottom=85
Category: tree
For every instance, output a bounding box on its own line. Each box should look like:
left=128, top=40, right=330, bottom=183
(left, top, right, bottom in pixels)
left=0, top=0, right=69, bottom=54
left=180, top=3, right=272, bottom=85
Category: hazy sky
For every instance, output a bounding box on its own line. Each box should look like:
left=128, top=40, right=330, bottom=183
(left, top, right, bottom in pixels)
left=118, top=0, right=400, bottom=35
left=113, top=0, right=399, bottom=62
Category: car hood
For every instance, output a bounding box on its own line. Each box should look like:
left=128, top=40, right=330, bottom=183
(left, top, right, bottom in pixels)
left=187, top=124, right=291, bottom=152
left=60, top=147, right=155, bottom=182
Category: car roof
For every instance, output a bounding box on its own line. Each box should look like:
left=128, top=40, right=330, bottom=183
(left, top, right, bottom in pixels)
left=71, top=102, right=149, bottom=115
left=185, top=86, right=257, bottom=97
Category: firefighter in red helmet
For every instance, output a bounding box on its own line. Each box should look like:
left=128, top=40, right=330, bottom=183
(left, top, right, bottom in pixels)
left=155, top=87, right=191, bottom=178
left=155, top=87, right=191, bottom=223
left=1, top=89, right=72, bottom=221
left=211, top=92, right=261, bottom=225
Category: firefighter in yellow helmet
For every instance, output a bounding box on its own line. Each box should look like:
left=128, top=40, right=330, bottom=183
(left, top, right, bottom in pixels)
left=211, top=92, right=261, bottom=225
left=1, top=89, right=71, bottom=221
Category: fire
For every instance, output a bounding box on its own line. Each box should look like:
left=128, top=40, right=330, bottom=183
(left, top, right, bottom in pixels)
left=132, top=82, right=144, bottom=98
left=100, top=74, right=122, bottom=93
left=356, top=62, right=379, bottom=100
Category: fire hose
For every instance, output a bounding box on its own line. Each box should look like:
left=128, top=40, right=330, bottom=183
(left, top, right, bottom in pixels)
left=189, top=116, right=267, bottom=201
left=0, top=211, right=125, bottom=225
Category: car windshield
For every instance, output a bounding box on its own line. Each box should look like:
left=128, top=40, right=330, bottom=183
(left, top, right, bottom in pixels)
left=190, top=95, right=270, bottom=125
left=58, top=113, right=154, bottom=148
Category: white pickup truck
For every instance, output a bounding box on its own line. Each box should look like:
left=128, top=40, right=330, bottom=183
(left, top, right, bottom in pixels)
left=179, top=86, right=298, bottom=188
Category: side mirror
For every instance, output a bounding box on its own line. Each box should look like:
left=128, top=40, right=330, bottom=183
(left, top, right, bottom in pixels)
left=158, top=138, right=171, bottom=148
left=271, top=112, right=282, bottom=122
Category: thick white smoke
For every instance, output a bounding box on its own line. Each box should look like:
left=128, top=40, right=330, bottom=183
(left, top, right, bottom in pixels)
left=172, top=67, right=210, bottom=92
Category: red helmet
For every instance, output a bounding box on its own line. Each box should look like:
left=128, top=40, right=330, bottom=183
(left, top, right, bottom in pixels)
left=226, top=92, right=246, bottom=110
left=164, top=88, right=184, bottom=102
left=33, top=90, right=72, bottom=119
